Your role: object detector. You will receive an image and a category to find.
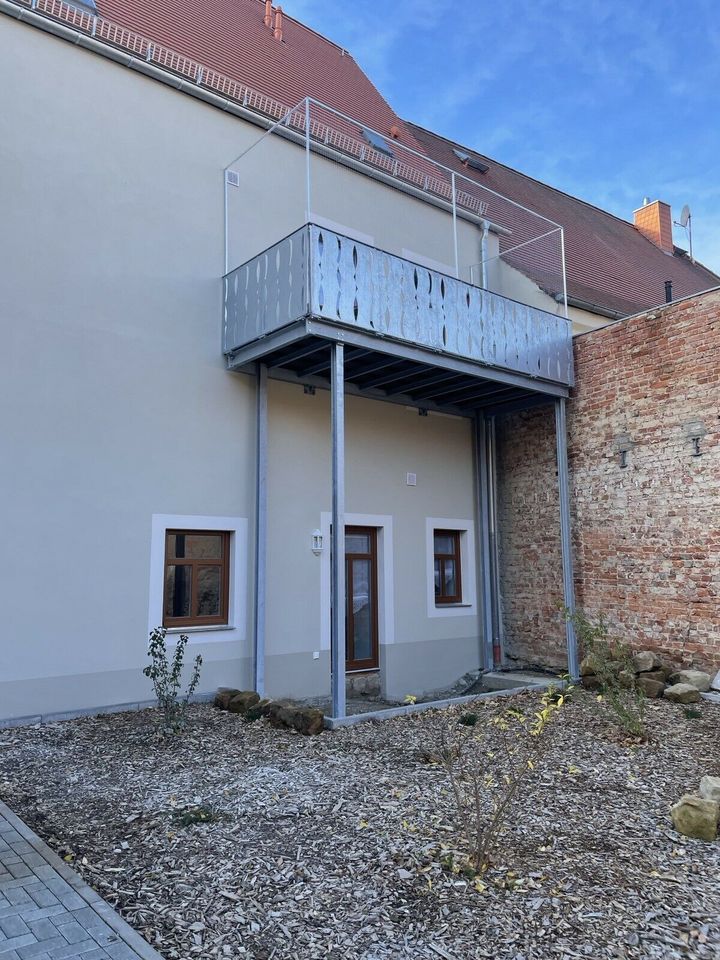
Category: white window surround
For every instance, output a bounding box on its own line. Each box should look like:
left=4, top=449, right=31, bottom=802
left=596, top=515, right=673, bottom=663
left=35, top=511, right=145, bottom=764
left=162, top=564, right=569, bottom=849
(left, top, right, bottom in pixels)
left=319, top=513, right=394, bottom=652
left=426, top=518, right=477, bottom=618
left=148, top=514, right=248, bottom=645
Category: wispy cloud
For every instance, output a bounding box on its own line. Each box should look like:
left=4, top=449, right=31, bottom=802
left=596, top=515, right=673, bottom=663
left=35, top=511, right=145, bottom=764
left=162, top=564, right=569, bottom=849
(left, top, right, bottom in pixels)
left=283, top=0, right=720, bottom=270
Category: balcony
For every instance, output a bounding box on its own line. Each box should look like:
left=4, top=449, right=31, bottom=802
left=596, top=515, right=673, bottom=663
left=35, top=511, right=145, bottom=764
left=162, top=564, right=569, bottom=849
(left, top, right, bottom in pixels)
left=223, top=224, right=573, bottom=413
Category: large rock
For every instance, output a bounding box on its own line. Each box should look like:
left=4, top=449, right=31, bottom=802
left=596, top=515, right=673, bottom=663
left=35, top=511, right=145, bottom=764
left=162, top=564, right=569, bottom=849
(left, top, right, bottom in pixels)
left=264, top=701, right=296, bottom=728
left=669, top=670, right=712, bottom=692
left=633, top=651, right=662, bottom=674
left=699, top=776, right=720, bottom=804
left=579, top=655, right=597, bottom=677
left=227, top=691, right=261, bottom=714
left=580, top=674, right=602, bottom=691
left=671, top=794, right=719, bottom=841
left=214, top=688, right=241, bottom=710
left=711, top=670, right=720, bottom=692
left=243, top=698, right=272, bottom=723
left=637, top=676, right=664, bottom=699
left=639, top=670, right=666, bottom=683
left=290, top=707, right=325, bottom=736
left=664, top=683, right=702, bottom=704
left=659, top=662, right=676, bottom=681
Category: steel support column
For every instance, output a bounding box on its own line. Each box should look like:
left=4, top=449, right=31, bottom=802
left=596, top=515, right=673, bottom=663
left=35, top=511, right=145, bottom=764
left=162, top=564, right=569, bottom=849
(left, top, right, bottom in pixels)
left=487, top=416, right=504, bottom=667
left=253, top=363, right=268, bottom=695
left=475, top=414, right=495, bottom=672
left=555, top=397, right=579, bottom=679
left=330, top=344, right=346, bottom=718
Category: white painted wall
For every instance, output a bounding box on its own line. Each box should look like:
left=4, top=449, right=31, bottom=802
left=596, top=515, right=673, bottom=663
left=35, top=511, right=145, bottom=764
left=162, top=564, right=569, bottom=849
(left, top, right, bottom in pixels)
left=263, top=382, right=480, bottom=699
left=0, top=16, right=492, bottom=717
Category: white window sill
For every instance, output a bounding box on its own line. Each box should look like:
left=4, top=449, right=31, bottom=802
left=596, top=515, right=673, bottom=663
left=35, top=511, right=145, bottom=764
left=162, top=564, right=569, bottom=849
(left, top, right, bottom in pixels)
left=435, top=602, right=473, bottom=609
left=166, top=625, right=236, bottom=635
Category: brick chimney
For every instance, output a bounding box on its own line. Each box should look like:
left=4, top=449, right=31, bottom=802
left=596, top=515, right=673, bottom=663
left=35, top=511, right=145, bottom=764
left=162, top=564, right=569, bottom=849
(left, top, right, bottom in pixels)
left=633, top=199, right=674, bottom=254
left=273, top=6, right=283, bottom=41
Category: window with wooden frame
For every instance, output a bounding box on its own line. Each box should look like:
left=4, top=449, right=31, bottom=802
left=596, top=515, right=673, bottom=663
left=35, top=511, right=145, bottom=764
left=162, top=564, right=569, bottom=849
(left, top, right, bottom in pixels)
left=434, top=529, right=462, bottom=604
left=163, top=530, right=230, bottom=627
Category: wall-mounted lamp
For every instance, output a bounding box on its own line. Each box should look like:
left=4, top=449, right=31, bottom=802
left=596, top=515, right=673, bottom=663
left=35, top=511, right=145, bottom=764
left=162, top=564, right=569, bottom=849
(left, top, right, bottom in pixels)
left=613, top=434, right=633, bottom=469
left=311, top=530, right=323, bottom=555
left=683, top=421, right=706, bottom=457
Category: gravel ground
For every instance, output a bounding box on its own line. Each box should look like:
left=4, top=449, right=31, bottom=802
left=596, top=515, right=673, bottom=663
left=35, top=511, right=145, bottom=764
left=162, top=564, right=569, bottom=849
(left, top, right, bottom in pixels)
left=0, top=691, right=719, bottom=960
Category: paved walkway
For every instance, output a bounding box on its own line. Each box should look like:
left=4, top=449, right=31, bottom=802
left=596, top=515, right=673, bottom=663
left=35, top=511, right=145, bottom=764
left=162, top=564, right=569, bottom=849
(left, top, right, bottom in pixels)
left=0, top=801, right=162, bottom=960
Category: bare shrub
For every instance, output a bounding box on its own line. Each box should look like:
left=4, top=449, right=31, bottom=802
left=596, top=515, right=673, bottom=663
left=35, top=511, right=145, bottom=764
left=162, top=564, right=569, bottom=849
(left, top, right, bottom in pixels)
left=438, top=689, right=565, bottom=874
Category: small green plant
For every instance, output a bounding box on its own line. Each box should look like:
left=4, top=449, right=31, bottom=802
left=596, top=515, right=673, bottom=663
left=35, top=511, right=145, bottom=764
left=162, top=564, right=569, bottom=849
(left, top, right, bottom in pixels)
left=565, top=608, right=646, bottom=739
left=174, top=805, right=223, bottom=827
left=143, top=626, right=202, bottom=736
left=546, top=673, right=576, bottom=705
left=439, top=689, right=565, bottom=874
left=459, top=712, right=478, bottom=727
left=684, top=707, right=702, bottom=720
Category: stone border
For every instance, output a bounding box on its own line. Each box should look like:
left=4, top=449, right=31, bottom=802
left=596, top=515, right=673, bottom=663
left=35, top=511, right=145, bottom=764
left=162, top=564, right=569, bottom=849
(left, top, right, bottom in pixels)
left=2, top=681, right=568, bottom=732
left=0, top=693, right=215, bottom=730
left=324, top=681, right=553, bottom=728
left=0, top=799, right=165, bottom=960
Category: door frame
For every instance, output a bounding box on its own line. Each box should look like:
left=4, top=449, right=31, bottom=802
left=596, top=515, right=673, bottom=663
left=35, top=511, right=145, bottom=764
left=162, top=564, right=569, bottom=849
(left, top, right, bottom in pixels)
left=345, top=525, right=379, bottom=671
left=319, top=512, right=394, bottom=658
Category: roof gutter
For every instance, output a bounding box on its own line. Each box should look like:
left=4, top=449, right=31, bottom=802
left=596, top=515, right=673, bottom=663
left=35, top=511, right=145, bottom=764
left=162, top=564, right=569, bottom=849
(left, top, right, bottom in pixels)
left=553, top=292, right=625, bottom=321
left=0, top=0, right=509, bottom=236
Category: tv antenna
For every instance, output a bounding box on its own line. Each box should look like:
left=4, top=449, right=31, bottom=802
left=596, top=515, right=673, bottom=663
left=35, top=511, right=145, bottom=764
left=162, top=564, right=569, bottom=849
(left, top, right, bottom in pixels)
left=674, top=204, right=693, bottom=261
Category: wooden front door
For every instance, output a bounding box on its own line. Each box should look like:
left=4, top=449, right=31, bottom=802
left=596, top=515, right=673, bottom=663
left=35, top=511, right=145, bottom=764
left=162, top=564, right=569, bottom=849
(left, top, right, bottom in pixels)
left=345, top=526, right=379, bottom=671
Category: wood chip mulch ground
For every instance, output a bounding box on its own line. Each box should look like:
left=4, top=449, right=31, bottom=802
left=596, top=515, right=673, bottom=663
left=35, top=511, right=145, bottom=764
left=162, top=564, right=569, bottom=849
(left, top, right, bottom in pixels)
left=1, top=691, right=719, bottom=960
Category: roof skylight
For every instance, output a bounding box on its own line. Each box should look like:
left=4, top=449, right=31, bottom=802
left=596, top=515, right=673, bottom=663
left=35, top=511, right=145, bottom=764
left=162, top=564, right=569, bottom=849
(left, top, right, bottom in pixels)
left=453, top=148, right=489, bottom=173
left=361, top=128, right=394, bottom=157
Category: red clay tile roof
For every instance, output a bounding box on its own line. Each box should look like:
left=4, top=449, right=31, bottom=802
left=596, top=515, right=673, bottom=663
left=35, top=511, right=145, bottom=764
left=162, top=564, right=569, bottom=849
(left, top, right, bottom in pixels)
left=96, top=0, right=427, bottom=156
left=407, top=123, right=719, bottom=317
left=20, top=0, right=719, bottom=318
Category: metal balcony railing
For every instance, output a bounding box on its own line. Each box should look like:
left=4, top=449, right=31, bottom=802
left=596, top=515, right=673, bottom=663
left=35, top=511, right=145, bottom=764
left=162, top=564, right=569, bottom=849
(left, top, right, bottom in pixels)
left=223, top=224, right=574, bottom=388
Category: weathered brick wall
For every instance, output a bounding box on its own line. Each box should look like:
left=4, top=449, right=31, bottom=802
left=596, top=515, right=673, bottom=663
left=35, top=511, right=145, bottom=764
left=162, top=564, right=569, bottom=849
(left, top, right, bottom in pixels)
left=497, top=289, right=720, bottom=672
left=495, top=406, right=567, bottom=670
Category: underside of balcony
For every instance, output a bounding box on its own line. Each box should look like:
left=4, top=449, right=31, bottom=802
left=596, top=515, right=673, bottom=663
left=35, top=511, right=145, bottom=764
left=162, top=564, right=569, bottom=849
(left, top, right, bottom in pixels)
left=223, top=224, right=573, bottom=416
left=226, top=322, right=568, bottom=415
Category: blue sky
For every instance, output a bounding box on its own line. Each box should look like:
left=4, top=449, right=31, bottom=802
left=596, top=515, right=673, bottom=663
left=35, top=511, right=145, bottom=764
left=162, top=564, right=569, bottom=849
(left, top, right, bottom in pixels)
left=291, top=0, right=720, bottom=272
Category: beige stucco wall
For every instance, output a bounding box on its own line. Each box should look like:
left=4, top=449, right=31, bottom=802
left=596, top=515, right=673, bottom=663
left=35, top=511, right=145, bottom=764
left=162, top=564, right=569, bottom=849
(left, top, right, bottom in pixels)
left=492, top=260, right=609, bottom=334
left=225, top=111, right=490, bottom=278
left=264, top=381, right=480, bottom=700
left=0, top=15, right=487, bottom=719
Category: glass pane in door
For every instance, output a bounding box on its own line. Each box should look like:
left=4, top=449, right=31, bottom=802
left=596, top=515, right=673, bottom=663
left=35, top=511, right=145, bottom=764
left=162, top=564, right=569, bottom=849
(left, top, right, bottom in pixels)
left=351, top=558, right=373, bottom=662
left=346, top=533, right=371, bottom=553
left=434, top=533, right=455, bottom=555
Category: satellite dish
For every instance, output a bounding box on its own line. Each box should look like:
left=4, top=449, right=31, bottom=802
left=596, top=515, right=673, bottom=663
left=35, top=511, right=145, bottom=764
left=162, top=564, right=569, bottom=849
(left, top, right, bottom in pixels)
left=673, top=205, right=694, bottom=261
